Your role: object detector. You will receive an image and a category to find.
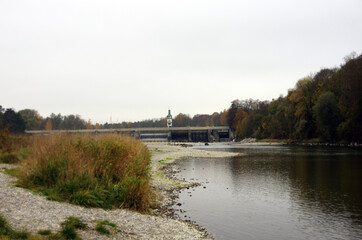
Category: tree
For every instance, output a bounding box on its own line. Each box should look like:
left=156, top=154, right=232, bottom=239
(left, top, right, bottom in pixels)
left=288, top=76, right=315, bottom=139
left=219, top=110, right=228, bottom=126
left=313, top=92, right=340, bottom=141
left=18, top=109, right=43, bottom=130
left=334, top=54, right=362, bottom=142
left=87, top=120, right=93, bottom=130
left=235, top=110, right=249, bottom=139
left=49, top=113, right=63, bottom=130
left=0, top=105, right=4, bottom=129
left=174, top=113, right=192, bottom=127
left=227, top=100, right=238, bottom=130
left=2, top=109, right=25, bottom=133
left=45, top=119, right=52, bottom=130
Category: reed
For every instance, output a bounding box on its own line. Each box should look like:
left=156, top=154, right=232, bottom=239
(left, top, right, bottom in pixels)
left=18, top=134, right=152, bottom=212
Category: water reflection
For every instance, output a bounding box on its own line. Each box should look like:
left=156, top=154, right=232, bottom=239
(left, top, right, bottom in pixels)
left=173, top=146, right=362, bottom=240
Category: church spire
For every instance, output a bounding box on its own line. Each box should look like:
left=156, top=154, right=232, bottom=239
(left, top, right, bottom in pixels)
left=167, top=109, right=172, bottom=127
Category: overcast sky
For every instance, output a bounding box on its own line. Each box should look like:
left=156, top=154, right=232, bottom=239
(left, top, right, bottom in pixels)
left=1, top=0, right=361, bottom=123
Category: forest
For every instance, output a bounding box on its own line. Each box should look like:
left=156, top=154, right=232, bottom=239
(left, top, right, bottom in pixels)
left=1, top=52, right=361, bottom=143
left=227, top=52, right=361, bottom=143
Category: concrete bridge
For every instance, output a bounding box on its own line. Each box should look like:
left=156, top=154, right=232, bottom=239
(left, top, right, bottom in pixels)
left=25, top=126, right=233, bottom=142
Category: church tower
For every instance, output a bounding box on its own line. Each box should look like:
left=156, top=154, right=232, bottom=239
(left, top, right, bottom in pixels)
left=167, top=109, right=172, bottom=127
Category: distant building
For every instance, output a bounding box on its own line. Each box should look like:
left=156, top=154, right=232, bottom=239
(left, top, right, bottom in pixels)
left=167, top=109, right=172, bottom=127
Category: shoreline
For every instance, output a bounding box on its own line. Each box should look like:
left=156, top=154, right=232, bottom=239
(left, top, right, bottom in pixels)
left=147, top=142, right=241, bottom=238
left=0, top=142, right=239, bottom=239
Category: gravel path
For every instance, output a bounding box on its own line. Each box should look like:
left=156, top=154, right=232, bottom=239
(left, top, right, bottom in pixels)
left=0, top=143, right=239, bottom=239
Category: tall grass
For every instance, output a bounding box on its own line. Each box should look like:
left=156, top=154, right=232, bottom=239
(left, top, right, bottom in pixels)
left=18, top=134, right=153, bottom=212
left=0, top=130, right=30, bottom=164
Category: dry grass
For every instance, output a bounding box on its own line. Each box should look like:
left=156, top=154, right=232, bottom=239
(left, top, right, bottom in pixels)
left=17, top=134, right=153, bottom=212
left=0, top=130, right=30, bottom=164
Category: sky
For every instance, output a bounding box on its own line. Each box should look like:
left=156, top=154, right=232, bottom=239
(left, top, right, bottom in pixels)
left=1, top=0, right=361, bottom=123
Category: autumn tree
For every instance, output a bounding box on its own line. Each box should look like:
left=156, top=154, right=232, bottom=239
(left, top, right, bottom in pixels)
left=219, top=110, right=228, bottom=126
left=288, top=76, right=315, bottom=139
left=173, top=113, right=192, bottom=127
left=45, top=119, right=52, bottom=130
left=87, top=120, right=93, bottom=129
left=234, top=109, right=248, bottom=139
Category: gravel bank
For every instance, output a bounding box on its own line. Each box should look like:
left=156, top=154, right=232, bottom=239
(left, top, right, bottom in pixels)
left=0, top=142, right=239, bottom=239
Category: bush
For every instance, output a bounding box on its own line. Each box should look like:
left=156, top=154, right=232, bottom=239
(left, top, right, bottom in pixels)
left=18, top=134, right=152, bottom=212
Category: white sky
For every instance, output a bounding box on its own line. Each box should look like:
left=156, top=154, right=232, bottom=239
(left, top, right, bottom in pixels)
left=1, top=0, right=361, bottom=123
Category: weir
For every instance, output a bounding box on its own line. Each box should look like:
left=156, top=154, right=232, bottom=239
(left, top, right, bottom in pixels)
left=25, top=126, right=233, bottom=142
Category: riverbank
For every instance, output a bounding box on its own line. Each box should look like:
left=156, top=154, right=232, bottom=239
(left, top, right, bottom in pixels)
left=0, top=142, right=239, bottom=239
left=147, top=143, right=240, bottom=218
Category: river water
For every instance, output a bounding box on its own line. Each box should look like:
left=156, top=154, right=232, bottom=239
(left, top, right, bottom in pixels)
left=172, top=145, right=362, bottom=240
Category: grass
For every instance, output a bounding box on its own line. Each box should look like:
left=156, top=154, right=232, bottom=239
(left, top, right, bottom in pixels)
left=0, top=213, right=29, bottom=239
left=16, top=134, right=153, bottom=212
left=158, top=157, right=173, bottom=163
left=94, top=220, right=117, bottom=235
left=0, top=213, right=88, bottom=240
left=57, top=216, right=86, bottom=240
left=0, top=213, right=123, bottom=239
left=0, top=131, right=31, bottom=164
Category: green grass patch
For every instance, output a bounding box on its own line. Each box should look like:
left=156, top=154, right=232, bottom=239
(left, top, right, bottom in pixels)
left=17, top=134, right=153, bottom=212
left=61, top=217, right=87, bottom=230
left=58, top=217, right=86, bottom=240
left=95, top=220, right=117, bottom=235
left=0, top=147, right=31, bottom=164
left=158, top=157, right=173, bottom=164
left=0, top=213, right=88, bottom=240
left=3, top=167, right=20, bottom=178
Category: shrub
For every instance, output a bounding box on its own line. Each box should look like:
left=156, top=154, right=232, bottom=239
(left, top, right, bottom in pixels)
left=18, top=134, right=152, bottom=212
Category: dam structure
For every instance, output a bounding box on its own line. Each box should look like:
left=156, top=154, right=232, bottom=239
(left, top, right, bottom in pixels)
left=25, top=126, right=233, bottom=142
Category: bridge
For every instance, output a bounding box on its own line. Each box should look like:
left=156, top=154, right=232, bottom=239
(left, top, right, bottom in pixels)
left=25, top=126, right=233, bottom=142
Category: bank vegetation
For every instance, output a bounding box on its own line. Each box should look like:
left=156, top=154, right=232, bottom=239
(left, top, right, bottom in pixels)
left=1, top=133, right=154, bottom=213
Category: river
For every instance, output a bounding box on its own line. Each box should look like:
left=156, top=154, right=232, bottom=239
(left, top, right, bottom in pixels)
left=172, top=145, right=362, bottom=240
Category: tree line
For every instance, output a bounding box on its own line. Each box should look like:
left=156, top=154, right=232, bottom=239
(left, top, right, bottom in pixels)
left=0, top=107, right=228, bottom=132
left=103, top=111, right=228, bottom=129
left=226, top=52, right=361, bottom=143
left=0, top=109, right=89, bottom=132
left=1, top=52, right=361, bottom=143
